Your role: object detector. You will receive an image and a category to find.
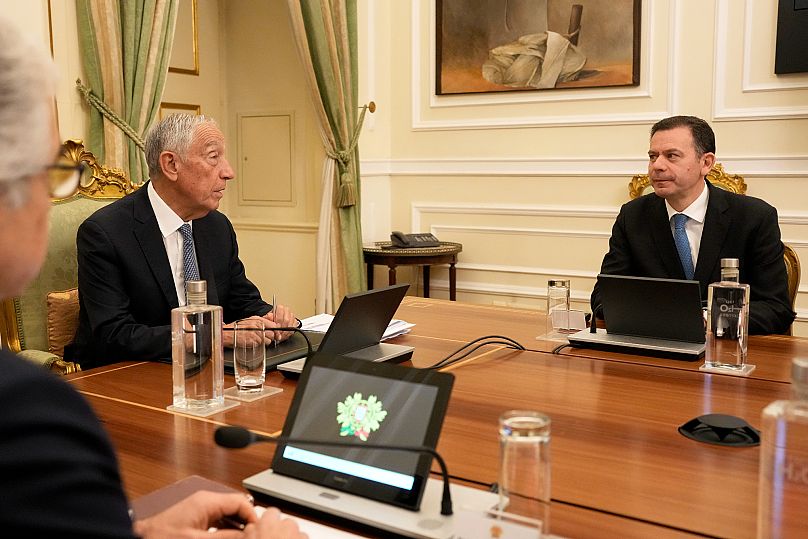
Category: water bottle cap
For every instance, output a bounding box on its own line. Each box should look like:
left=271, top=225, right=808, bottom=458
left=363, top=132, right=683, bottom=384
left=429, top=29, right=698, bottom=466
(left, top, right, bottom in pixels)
left=187, top=280, right=206, bottom=295
left=186, top=280, right=207, bottom=305
left=548, top=279, right=570, bottom=288
left=720, top=258, right=740, bottom=269
left=792, top=358, right=808, bottom=387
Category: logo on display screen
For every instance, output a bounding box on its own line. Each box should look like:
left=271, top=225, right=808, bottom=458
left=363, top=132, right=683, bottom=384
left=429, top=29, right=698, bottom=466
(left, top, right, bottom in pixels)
left=337, top=393, right=387, bottom=441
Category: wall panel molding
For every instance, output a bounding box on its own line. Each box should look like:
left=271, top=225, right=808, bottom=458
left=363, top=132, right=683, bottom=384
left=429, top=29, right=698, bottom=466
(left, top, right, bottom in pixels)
left=361, top=156, right=808, bottom=177
left=714, top=0, right=808, bottom=121
left=411, top=0, right=679, bottom=130
left=231, top=221, right=318, bottom=234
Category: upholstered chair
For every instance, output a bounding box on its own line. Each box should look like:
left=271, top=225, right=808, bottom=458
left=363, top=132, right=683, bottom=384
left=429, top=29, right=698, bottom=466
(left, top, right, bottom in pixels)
left=0, top=140, right=137, bottom=373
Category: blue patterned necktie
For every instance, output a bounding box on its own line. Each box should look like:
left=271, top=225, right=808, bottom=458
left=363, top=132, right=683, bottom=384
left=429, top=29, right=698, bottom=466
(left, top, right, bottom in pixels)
left=178, top=223, right=200, bottom=282
left=672, top=213, right=695, bottom=280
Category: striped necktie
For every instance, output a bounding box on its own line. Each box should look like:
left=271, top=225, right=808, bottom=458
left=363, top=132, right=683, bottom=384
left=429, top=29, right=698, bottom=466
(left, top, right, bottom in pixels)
left=178, top=223, right=200, bottom=282
left=672, top=213, right=695, bottom=280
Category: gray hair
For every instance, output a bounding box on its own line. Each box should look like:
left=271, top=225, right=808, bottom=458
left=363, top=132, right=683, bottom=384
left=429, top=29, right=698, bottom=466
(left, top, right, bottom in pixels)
left=0, top=17, right=58, bottom=205
left=144, top=113, right=219, bottom=179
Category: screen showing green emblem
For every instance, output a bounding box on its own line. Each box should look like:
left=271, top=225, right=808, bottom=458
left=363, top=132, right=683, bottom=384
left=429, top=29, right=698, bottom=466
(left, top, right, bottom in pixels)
left=272, top=354, right=454, bottom=511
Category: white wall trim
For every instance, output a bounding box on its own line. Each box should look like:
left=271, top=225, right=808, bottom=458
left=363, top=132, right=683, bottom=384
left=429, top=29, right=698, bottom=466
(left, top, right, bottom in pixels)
left=405, top=201, right=808, bottom=231
left=429, top=224, right=612, bottom=240
left=714, top=0, right=808, bottom=121
left=360, top=156, right=808, bottom=177
left=741, top=0, right=808, bottom=93
left=411, top=0, right=677, bottom=130
left=231, top=221, right=319, bottom=234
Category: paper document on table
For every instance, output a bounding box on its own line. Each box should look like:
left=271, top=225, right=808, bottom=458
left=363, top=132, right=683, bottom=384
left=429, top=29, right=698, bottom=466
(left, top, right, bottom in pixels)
left=300, top=313, right=414, bottom=340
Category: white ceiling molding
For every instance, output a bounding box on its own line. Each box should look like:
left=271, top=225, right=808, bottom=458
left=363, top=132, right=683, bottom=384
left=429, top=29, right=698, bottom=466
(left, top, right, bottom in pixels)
left=411, top=0, right=677, bottom=130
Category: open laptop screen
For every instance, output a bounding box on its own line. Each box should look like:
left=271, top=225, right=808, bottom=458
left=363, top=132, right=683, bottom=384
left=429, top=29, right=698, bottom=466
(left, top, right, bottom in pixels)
left=271, top=354, right=454, bottom=511
left=599, top=274, right=706, bottom=343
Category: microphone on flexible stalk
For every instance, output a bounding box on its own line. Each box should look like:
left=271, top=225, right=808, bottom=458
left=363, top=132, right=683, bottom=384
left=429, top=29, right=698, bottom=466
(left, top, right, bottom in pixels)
left=214, top=425, right=454, bottom=515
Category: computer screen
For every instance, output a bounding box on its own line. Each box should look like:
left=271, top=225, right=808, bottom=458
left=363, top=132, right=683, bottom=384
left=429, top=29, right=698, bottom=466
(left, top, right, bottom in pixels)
left=271, top=354, right=453, bottom=510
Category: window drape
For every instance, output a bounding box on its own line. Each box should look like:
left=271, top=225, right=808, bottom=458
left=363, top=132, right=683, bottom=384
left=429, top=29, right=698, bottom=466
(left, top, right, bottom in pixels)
left=76, top=0, right=178, bottom=184
left=287, top=0, right=365, bottom=313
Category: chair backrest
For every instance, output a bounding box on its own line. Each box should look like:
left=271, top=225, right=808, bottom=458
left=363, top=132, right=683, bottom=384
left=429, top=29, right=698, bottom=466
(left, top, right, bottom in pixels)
left=626, top=163, right=800, bottom=334
left=0, top=140, right=137, bottom=372
left=628, top=163, right=747, bottom=199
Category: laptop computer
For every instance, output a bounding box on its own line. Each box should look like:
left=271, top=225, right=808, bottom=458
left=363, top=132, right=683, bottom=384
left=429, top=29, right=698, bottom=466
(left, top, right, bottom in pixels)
left=243, top=353, right=498, bottom=538
left=568, top=274, right=706, bottom=360
left=277, top=283, right=414, bottom=376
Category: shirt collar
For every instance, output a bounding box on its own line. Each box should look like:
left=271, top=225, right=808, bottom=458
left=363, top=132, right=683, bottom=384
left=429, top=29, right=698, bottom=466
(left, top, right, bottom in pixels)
left=147, top=181, right=189, bottom=237
left=665, top=181, right=710, bottom=224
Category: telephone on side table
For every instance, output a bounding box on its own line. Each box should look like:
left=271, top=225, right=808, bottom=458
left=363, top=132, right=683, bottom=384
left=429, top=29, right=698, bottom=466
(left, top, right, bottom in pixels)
left=390, top=231, right=440, bottom=248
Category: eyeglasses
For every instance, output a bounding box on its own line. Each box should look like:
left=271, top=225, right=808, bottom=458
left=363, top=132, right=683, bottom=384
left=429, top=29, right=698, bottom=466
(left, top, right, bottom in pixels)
left=46, top=161, right=84, bottom=199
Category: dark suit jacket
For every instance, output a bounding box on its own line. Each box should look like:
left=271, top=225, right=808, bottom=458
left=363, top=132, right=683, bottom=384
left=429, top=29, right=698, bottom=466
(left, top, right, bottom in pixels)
left=591, top=181, right=795, bottom=335
left=70, top=185, right=270, bottom=368
left=0, top=350, right=135, bottom=537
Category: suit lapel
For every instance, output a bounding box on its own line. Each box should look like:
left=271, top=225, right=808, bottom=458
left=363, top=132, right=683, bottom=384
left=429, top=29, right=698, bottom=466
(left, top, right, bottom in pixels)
left=133, top=186, right=180, bottom=309
left=193, top=215, right=220, bottom=306
left=647, top=195, right=685, bottom=278
left=694, top=182, right=730, bottom=283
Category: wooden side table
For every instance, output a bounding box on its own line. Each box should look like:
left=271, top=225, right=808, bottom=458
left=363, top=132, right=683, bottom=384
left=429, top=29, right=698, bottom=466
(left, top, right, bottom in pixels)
left=363, top=241, right=463, bottom=300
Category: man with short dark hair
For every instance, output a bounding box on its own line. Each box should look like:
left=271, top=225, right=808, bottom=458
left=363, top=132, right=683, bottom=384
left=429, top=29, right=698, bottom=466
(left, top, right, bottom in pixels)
left=71, top=114, right=296, bottom=367
left=591, top=115, right=794, bottom=335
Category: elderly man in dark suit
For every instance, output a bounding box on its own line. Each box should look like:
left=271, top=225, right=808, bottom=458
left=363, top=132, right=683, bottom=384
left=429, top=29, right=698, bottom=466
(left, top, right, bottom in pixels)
left=71, top=114, right=296, bottom=368
left=591, top=115, right=794, bottom=335
left=0, top=16, right=305, bottom=538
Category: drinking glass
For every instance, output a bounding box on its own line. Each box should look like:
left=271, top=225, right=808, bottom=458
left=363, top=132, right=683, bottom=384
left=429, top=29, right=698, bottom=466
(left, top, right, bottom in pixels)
left=498, top=410, right=551, bottom=536
left=233, top=318, right=266, bottom=393
left=546, top=279, right=571, bottom=338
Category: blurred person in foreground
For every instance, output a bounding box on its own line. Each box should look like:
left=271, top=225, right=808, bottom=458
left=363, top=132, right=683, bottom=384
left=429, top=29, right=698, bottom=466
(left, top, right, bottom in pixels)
left=0, top=15, right=304, bottom=539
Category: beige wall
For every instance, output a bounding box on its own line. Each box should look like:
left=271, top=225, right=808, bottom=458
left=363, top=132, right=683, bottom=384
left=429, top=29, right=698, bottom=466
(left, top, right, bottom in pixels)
left=16, top=0, right=808, bottom=335
left=359, top=0, right=808, bottom=336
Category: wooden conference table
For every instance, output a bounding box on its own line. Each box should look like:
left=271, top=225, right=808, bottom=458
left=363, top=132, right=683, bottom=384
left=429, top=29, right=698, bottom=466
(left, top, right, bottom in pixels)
left=66, top=297, right=803, bottom=538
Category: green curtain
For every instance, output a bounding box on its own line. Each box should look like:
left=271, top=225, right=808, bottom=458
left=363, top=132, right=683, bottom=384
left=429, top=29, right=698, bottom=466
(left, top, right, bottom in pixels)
left=76, top=0, right=178, bottom=184
left=287, top=0, right=365, bottom=313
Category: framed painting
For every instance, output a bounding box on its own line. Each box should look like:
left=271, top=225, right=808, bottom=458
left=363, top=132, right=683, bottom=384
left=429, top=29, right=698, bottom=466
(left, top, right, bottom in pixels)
left=436, top=0, right=641, bottom=95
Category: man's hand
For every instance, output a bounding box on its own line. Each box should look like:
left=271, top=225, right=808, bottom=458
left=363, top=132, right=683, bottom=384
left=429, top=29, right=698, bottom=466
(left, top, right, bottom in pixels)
left=133, top=491, right=257, bottom=538
left=243, top=507, right=308, bottom=539
left=261, top=304, right=296, bottom=343
left=223, top=317, right=266, bottom=348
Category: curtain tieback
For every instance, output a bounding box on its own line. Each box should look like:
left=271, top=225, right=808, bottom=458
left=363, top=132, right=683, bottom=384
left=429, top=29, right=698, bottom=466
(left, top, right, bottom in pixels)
left=325, top=102, right=374, bottom=208
left=75, top=79, right=145, bottom=151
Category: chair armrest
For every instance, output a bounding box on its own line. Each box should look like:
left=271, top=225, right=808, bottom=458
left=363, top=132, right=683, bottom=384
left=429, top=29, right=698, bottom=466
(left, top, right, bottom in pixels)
left=17, top=349, right=81, bottom=375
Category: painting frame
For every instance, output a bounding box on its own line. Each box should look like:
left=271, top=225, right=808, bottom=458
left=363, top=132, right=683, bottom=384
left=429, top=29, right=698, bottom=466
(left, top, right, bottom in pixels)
left=169, top=0, right=199, bottom=76
left=436, top=0, right=641, bottom=96
left=159, top=102, right=201, bottom=119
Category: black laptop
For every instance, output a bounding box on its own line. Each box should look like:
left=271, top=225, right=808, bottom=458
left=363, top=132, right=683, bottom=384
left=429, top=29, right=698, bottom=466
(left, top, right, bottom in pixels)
left=568, top=274, right=706, bottom=360
left=225, top=283, right=412, bottom=374
left=277, top=283, right=414, bottom=375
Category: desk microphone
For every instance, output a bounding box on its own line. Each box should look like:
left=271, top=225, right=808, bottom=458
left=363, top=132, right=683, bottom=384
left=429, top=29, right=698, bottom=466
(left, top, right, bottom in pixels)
left=214, top=425, right=454, bottom=515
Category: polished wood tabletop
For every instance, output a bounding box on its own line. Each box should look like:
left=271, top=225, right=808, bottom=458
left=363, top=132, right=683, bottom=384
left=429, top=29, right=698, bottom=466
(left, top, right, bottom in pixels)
left=66, top=297, right=803, bottom=538
left=396, top=296, right=805, bottom=383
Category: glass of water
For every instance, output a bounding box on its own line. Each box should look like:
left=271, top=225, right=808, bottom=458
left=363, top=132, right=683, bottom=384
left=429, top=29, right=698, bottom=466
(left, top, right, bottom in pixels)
left=233, top=318, right=266, bottom=393
left=498, top=410, right=551, bottom=536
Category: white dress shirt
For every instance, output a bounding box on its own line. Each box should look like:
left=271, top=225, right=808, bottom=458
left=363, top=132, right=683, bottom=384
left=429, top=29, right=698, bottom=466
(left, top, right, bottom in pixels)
left=146, top=182, right=197, bottom=306
left=665, top=181, right=710, bottom=270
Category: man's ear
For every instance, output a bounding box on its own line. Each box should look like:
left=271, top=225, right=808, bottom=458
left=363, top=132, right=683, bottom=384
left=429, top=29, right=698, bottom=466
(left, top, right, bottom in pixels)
left=159, top=151, right=180, bottom=182
left=700, top=152, right=716, bottom=177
